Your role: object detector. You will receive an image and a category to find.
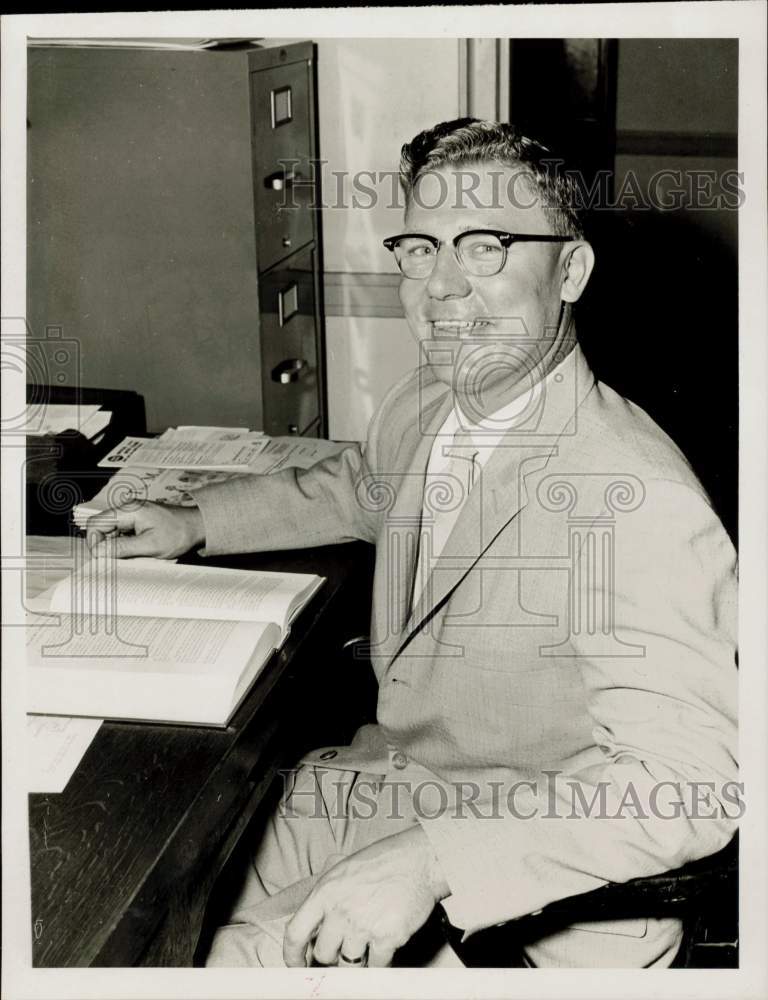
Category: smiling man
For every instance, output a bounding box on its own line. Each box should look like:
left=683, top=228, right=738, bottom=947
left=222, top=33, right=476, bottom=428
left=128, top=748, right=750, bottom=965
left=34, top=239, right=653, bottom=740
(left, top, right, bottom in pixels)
left=89, top=120, right=737, bottom=969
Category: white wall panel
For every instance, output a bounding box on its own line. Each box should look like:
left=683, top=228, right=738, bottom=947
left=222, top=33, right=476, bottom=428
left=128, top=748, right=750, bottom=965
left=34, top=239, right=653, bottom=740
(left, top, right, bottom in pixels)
left=325, top=315, right=419, bottom=441
left=316, top=38, right=461, bottom=273
left=316, top=38, right=461, bottom=439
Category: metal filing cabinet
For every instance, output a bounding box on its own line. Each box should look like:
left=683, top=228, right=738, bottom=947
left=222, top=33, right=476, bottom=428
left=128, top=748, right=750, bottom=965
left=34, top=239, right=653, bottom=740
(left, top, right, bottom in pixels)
left=27, top=40, right=326, bottom=436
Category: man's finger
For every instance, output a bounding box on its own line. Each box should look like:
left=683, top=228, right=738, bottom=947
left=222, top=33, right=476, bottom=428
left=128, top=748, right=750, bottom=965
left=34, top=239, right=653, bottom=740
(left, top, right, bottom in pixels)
left=111, top=530, right=160, bottom=559
left=367, top=941, right=396, bottom=968
left=283, top=895, right=325, bottom=967
left=86, top=510, right=118, bottom=550
left=86, top=525, right=115, bottom=550
left=85, top=507, right=139, bottom=550
left=337, top=932, right=370, bottom=967
left=89, top=530, right=158, bottom=559
left=310, top=915, right=348, bottom=966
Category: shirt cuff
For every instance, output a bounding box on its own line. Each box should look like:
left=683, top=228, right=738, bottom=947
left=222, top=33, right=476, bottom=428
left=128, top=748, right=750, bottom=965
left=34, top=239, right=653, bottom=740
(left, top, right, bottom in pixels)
left=418, top=810, right=526, bottom=936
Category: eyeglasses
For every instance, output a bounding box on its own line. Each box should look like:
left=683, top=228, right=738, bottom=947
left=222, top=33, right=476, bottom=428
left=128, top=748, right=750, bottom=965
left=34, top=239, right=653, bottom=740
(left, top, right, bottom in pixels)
left=382, top=229, right=575, bottom=279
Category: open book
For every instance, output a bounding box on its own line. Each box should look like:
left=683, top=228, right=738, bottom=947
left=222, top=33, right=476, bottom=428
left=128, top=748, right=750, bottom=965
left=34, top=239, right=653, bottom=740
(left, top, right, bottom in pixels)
left=27, top=559, right=324, bottom=727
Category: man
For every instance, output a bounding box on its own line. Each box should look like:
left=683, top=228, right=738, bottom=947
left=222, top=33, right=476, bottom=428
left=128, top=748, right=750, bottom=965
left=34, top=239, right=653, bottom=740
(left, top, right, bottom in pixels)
left=89, top=119, right=738, bottom=968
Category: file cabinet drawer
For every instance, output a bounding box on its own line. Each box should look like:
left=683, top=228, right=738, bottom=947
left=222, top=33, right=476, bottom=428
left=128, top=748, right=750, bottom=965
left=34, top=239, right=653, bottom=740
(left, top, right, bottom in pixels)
left=258, top=247, right=319, bottom=436
left=251, top=62, right=314, bottom=272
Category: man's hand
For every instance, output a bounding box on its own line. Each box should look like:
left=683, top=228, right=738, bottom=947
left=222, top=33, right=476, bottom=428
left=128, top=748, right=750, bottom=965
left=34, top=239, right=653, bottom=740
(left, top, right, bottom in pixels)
left=283, top=825, right=450, bottom=968
left=85, top=502, right=205, bottom=559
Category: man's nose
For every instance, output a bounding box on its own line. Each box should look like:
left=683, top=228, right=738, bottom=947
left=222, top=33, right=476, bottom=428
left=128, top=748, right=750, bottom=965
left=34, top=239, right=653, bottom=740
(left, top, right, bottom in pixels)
left=425, top=245, right=472, bottom=299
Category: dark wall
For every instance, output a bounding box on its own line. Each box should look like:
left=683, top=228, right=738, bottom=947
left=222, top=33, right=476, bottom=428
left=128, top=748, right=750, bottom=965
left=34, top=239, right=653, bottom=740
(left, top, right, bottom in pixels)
left=579, top=203, right=738, bottom=543
left=510, top=38, right=739, bottom=542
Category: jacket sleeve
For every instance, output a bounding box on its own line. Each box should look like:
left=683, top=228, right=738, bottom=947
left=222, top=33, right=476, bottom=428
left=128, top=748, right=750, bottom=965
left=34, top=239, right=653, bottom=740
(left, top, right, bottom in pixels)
left=189, top=371, right=416, bottom=557
left=418, top=478, right=739, bottom=935
left=194, top=444, right=377, bottom=555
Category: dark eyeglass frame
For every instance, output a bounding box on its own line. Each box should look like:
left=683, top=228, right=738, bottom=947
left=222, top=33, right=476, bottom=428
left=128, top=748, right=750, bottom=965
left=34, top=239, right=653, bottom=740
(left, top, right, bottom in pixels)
left=382, top=228, right=576, bottom=278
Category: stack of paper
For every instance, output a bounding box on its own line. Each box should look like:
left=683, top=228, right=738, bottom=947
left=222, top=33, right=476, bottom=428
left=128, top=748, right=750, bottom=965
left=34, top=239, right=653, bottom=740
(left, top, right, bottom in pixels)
left=72, top=466, right=249, bottom=527
left=72, top=426, right=348, bottom=527
left=243, top=436, right=348, bottom=475
left=97, top=426, right=269, bottom=467
left=28, top=37, right=263, bottom=50
left=22, top=402, right=112, bottom=442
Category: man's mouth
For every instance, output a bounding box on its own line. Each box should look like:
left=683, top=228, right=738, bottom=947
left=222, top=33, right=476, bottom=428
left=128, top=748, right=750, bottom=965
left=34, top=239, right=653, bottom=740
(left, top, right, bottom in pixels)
left=429, top=320, right=492, bottom=335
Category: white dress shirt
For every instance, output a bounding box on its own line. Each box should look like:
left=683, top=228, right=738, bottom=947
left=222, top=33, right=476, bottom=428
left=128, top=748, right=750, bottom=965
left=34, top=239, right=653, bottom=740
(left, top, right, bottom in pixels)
left=412, top=352, right=572, bottom=608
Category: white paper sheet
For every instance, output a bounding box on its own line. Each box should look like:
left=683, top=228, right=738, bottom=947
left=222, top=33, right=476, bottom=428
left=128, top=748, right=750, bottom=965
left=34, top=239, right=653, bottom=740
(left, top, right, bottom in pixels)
left=21, top=403, right=103, bottom=436
left=78, top=408, right=112, bottom=441
left=243, top=436, right=348, bottom=474
left=27, top=715, right=103, bottom=793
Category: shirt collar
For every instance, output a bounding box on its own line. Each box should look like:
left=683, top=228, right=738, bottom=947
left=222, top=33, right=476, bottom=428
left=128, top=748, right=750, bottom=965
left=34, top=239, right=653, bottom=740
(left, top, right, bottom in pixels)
left=452, top=348, right=577, bottom=442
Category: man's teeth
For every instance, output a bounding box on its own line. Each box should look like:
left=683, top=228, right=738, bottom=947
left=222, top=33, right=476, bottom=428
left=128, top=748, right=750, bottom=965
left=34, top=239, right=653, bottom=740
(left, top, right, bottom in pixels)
left=431, top=320, right=489, bottom=332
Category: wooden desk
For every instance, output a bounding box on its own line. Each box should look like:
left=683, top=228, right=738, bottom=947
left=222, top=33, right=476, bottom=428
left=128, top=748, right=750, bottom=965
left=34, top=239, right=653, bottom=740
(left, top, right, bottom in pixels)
left=28, top=540, right=376, bottom=967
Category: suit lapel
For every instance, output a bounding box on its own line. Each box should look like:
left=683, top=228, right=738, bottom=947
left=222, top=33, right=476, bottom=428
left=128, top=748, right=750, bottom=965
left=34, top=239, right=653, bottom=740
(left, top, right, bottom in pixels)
left=405, top=436, right=537, bottom=635
left=370, top=381, right=454, bottom=667
left=398, top=345, right=597, bottom=650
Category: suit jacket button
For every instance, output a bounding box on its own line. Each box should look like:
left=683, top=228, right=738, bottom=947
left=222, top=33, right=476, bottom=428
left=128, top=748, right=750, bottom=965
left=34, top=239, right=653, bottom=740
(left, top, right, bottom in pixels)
left=391, top=750, right=408, bottom=770
left=319, top=750, right=337, bottom=760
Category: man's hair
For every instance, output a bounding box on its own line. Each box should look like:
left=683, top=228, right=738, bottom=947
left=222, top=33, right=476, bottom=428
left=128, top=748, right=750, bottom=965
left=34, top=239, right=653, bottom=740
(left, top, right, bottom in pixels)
left=399, top=118, right=584, bottom=238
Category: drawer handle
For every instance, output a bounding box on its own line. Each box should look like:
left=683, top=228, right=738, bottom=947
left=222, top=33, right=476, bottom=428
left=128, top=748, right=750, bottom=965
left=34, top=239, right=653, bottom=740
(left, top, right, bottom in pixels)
left=266, top=170, right=301, bottom=191
left=271, top=358, right=306, bottom=384
left=278, top=282, right=299, bottom=326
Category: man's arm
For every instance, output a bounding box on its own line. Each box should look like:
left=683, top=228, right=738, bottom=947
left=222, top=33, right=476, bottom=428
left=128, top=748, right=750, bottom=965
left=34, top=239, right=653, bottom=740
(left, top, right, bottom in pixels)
left=193, top=445, right=379, bottom=557
left=85, top=502, right=205, bottom=558
left=85, top=368, right=418, bottom=559
left=417, top=477, right=739, bottom=935
left=86, top=445, right=378, bottom=557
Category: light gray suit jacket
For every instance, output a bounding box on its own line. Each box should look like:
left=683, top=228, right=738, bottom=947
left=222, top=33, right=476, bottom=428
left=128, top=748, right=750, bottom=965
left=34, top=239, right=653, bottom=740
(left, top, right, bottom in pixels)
left=195, top=345, right=737, bottom=965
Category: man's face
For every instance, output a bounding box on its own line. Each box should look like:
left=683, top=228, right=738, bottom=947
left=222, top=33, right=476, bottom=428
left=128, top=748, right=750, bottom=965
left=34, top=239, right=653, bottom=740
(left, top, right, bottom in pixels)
left=398, top=163, right=579, bottom=419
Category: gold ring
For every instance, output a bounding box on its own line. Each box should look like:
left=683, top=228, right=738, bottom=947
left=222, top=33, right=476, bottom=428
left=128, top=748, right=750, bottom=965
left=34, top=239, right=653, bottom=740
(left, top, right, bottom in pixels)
left=338, top=950, right=367, bottom=966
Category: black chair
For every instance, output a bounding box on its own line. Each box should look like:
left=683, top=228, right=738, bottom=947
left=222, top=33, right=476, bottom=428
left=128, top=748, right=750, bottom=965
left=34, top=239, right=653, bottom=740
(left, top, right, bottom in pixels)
left=439, top=834, right=738, bottom=968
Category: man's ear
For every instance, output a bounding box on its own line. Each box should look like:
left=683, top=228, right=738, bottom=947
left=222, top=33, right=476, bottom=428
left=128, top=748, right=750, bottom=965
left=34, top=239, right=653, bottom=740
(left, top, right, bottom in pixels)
left=560, top=242, right=595, bottom=304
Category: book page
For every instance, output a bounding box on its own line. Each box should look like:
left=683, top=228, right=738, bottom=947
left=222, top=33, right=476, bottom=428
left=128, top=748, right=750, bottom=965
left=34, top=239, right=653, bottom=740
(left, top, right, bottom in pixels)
left=27, top=613, right=267, bottom=673
left=45, top=559, right=322, bottom=633
left=27, top=614, right=280, bottom=724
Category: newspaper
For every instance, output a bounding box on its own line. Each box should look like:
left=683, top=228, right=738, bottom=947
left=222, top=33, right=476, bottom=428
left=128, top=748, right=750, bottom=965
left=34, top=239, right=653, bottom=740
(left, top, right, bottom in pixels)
left=97, top=434, right=268, bottom=471
left=74, top=431, right=348, bottom=525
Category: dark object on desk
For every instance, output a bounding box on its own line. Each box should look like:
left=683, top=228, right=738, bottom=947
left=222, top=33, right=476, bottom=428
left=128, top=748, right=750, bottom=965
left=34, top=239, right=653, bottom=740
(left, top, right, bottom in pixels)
left=26, top=429, right=95, bottom=482
left=440, top=834, right=739, bottom=968
left=26, top=383, right=147, bottom=445
left=25, top=384, right=145, bottom=534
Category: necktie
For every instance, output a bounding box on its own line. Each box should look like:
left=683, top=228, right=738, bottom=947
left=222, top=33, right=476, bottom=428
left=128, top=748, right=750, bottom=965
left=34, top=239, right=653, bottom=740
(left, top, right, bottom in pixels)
left=412, top=429, right=479, bottom=610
